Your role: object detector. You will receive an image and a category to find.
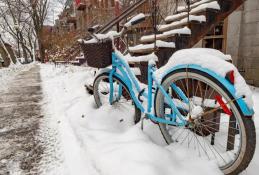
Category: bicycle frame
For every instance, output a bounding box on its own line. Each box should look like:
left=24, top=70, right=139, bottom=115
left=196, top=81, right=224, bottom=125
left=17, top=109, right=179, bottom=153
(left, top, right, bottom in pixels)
left=108, top=52, right=188, bottom=126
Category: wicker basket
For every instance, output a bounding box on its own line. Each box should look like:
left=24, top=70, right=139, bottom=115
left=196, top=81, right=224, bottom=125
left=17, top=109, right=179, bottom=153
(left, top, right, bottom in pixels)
left=80, top=38, right=113, bottom=68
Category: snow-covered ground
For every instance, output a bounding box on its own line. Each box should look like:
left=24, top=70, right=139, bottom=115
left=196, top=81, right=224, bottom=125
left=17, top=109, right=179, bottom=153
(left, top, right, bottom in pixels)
left=242, top=86, right=259, bottom=175
left=0, top=63, right=35, bottom=91
left=39, top=64, right=258, bottom=175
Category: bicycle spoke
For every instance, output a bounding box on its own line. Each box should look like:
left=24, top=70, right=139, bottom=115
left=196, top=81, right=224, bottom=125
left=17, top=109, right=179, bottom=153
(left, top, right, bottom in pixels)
left=156, top=71, right=249, bottom=171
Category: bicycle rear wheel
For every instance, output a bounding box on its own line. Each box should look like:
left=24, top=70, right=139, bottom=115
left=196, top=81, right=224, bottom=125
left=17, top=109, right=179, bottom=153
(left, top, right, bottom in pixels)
left=154, top=69, right=256, bottom=175
left=93, top=72, right=141, bottom=124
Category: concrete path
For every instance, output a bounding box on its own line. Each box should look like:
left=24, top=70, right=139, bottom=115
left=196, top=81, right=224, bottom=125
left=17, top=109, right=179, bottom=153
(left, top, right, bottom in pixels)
left=0, top=65, right=43, bottom=174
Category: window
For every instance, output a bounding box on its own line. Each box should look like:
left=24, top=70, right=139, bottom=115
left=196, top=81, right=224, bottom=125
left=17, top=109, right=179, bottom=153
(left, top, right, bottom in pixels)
left=202, top=19, right=228, bottom=53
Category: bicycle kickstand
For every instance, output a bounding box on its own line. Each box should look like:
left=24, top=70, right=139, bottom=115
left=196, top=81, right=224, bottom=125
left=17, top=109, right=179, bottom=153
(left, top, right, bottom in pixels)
left=141, top=114, right=149, bottom=130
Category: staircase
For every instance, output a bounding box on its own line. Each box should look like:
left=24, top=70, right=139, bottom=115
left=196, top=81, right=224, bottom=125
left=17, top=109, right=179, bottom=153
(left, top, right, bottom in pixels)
left=124, top=0, right=245, bottom=83
left=65, top=0, right=245, bottom=83
left=64, top=0, right=149, bottom=61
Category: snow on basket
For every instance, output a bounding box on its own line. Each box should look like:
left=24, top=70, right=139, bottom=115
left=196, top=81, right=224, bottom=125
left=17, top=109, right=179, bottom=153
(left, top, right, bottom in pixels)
left=154, top=48, right=253, bottom=109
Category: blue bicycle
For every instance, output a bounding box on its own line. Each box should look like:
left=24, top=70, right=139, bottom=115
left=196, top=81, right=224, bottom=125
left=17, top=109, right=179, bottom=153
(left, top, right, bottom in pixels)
left=85, top=14, right=256, bottom=175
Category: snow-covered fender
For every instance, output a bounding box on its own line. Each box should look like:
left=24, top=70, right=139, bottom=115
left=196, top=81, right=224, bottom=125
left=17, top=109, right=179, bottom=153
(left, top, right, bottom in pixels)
left=159, top=64, right=254, bottom=117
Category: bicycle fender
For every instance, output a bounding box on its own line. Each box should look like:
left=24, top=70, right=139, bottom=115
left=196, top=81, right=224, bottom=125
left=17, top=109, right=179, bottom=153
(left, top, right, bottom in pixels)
left=159, top=64, right=254, bottom=117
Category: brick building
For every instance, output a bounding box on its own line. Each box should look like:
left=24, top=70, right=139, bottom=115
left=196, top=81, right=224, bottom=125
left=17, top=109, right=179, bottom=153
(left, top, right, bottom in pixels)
left=56, top=0, right=118, bottom=33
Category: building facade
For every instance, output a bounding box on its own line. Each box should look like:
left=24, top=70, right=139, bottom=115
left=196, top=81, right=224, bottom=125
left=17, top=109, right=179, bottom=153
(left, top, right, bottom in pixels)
left=56, top=0, right=118, bottom=34
left=227, top=0, right=259, bottom=86
left=195, top=0, right=259, bottom=86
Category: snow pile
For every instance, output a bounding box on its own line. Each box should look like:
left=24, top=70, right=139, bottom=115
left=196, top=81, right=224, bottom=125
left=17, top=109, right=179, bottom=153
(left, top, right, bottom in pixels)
left=165, top=12, right=188, bottom=22
left=124, top=13, right=146, bottom=27
left=78, top=30, right=121, bottom=44
left=129, top=40, right=175, bottom=52
left=155, top=48, right=253, bottom=108
left=141, top=27, right=191, bottom=42
left=242, top=87, right=259, bottom=174
left=159, top=15, right=206, bottom=31
left=191, top=0, right=214, bottom=8
left=0, top=62, right=35, bottom=91
left=120, top=52, right=158, bottom=62
left=163, top=26, right=191, bottom=36
left=190, top=1, right=220, bottom=14
left=177, top=0, right=220, bottom=13
left=40, top=63, right=222, bottom=175
left=40, top=64, right=97, bottom=174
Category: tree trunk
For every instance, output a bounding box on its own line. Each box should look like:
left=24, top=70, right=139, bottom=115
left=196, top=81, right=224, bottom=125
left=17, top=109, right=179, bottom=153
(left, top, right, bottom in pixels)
left=38, top=39, right=45, bottom=63
left=19, top=32, right=29, bottom=63
left=15, top=31, right=22, bottom=58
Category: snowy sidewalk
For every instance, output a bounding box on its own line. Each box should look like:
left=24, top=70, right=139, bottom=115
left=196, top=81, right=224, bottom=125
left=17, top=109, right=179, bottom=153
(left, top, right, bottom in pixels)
left=0, top=65, right=44, bottom=174
left=1, top=63, right=258, bottom=175
left=40, top=64, right=222, bottom=175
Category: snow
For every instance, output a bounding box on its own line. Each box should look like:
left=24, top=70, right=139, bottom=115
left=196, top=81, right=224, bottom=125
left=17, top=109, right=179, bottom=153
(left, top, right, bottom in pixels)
left=117, top=52, right=158, bottom=63
left=37, top=62, right=259, bottom=175
left=129, top=40, right=175, bottom=52
left=165, top=1, right=218, bottom=23
left=0, top=63, right=35, bottom=91
left=159, top=15, right=206, bottom=32
left=130, top=67, right=141, bottom=75
left=191, top=0, right=214, bottom=8
left=163, top=26, right=192, bottom=36
left=240, top=86, right=259, bottom=175
left=165, top=12, right=188, bottom=22
left=177, top=0, right=219, bottom=13
left=124, top=13, right=146, bottom=27
left=190, top=1, right=220, bottom=14
left=155, top=48, right=253, bottom=108
left=140, top=27, right=191, bottom=42
left=190, top=106, right=204, bottom=119
left=79, top=31, right=121, bottom=44
left=40, top=63, right=223, bottom=175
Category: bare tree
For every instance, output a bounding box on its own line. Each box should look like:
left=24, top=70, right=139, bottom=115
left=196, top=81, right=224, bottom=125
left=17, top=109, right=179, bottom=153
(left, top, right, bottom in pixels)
left=26, top=0, right=49, bottom=62
left=0, top=0, right=37, bottom=62
left=0, top=0, right=66, bottom=63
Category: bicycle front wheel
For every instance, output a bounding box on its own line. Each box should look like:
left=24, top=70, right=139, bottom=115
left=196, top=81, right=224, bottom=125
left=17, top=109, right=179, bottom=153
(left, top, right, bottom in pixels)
left=154, top=69, right=256, bottom=175
left=93, top=72, right=141, bottom=124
